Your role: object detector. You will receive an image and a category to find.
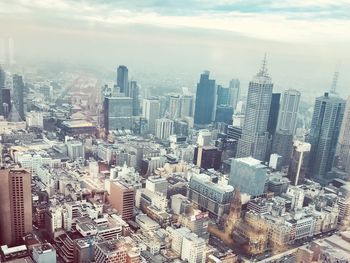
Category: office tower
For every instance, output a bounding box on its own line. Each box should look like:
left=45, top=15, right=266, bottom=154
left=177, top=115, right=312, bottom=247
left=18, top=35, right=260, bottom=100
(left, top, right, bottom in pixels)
left=155, top=118, right=174, bottom=140
left=215, top=105, right=233, bottom=124
left=168, top=94, right=181, bottom=119
left=228, top=79, right=240, bottom=109
left=217, top=85, right=229, bottom=105
left=236, top=58, right=273, bottom=161
left=173, top=119, right=189, bottom=136
left=12, top=74, right=25, bottom=120
left=67, top=140, right=85, bottom=160
left=128, top=80, right=140, bottom=116
left=2, top=88, right=11, bottom=118
left=336, top=96, right=350, bottom=174
left=308, top=92, right=345, bottom=182
left=267, top=93, right=280, bottom=136
left=0, top=169, right=32, bottom=245
left=288, top=141, right=311, bottom=185
left=110, top=181, right=135, bottom=221
left=197, top=129, right=212, bottom=147
left=272, top=89, right=301, bottom=165
left=228, top=157, right=267, bottom=196
left=232, top=100, right=245, bottom=128
left=104, top=97, right=133, bottom=132
left=39, top=85, right=53, bottom=101
left=194, top=71, right=217, bottom=127
left=180, top=95, right=193, bottom=118
left=142, top=99, right=160, bottom=134
left=117, top=65, right=128, bottom=94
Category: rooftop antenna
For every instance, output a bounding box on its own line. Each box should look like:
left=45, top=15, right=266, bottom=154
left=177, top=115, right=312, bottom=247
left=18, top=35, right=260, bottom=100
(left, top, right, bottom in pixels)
left=330, top=63, right=340, bottom=94
left=260, top=53, right=268, bottom=76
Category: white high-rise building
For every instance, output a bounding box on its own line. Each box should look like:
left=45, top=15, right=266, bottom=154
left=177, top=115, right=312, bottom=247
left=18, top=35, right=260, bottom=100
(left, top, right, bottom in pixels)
left=197, top=130, right=212, bottom=147
left=228, top=79, right=240, bottom=110
left=180, top=95, right=194, bottom=118
left=169, top=94, right=181, bottom=119
left=237, top=58, right=273, bottom=161
left=155, top=118, right=173, bottom=140
left=142, top=99, right=160, bottom=133
left=276, top=89, right=301, bottom=134
left=67, top=140, right=85, bottom=161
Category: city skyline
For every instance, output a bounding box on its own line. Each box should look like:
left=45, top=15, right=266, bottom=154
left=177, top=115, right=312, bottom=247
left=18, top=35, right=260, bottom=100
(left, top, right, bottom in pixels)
left=1, top=1, right=350, bottom=98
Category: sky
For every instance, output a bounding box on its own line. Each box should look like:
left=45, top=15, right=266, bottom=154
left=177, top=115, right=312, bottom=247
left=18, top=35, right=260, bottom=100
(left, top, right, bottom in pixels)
left=1, top=0, right=350, bottom=99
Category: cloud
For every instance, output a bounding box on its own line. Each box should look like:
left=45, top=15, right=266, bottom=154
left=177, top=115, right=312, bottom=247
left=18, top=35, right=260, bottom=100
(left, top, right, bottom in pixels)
left=1, top=0, right=350, bottom=43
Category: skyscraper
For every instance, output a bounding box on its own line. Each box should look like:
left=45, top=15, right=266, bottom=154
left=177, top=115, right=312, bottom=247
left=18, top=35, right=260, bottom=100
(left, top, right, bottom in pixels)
left=194, top=71, right=216, bottom=127
left=236, top=57, right=273, bottom=161
left=128, top=80, right=140, bottom=116
left=104, top=97, right=133, bottom=132
left=228, top=79, right=240, bottom=110
left=12, top=74, right=25, bottom=120
left=0, top=169, right=32, bottom=246
left=168, top=95, right=181, bottom=119
left=308, top=92, right=345, bottom=182
left=216, top=85, right=229, bottom=105
left=1, top=88, right=11, bottom=118
left=180, top=95, right=193, bottom=118
left=272, top=89, right=301, bottom=165
left=336, top=96, right=350, bottom=174
left=142, top=98, right=160, bottom=134
left=267, top=93, right=281, bottom=136
left=117, top=65, right=128, bottom=94
left=0, top=66, right=5, bottom=88
left=110, top=180, right=135, bottom=221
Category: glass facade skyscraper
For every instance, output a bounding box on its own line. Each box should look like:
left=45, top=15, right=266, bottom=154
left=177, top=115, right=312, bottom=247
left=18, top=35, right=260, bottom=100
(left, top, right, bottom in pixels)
left=236, top=60, right=273, bottom=161
left=194, top=71, right=216, bottom=127
left=308, top=92, right=345, bottom=182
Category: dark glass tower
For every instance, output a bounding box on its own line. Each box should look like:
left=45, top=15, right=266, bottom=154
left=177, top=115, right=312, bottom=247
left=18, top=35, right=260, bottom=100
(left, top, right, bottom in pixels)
left=194, top=71, right=216, bottom=127
left=12, top=74, right=25, bottom=120
left=117, top=65, right=128, bottom=94
left=308, top=92, right=345, bottom=182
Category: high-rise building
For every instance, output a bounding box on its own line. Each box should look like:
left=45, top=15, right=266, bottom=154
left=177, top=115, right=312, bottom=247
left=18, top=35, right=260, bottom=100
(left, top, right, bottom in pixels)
left=155, top=118, right=174, bottom=140
left=215, top=105, right=233, bottom=124
left=12, top=74, right=25, bottom=120
left=236, top=58, right=273, bottom=161
left=110, top=181, right=135, bottom=221
left=228, top=157, right=267, bottom=196
left=117, top=65, right=128, bottom=94
left=194, top=71, right=216, bottom=127
left=228, top=79, right=240, bottom=110
left=272, top=89, right=301, bottom=165
left=168, top=95, right=181, bottom=119
left=336, top=96, right=350, bottom=174
left=0, top=169, right=32, bottom=246
left=128, top=81, right=140, bottom=116
left=288, top=141, right=311, bottom=185
left=26, top=111, right=43, bottom=129
left=142, top=99, right=160, bottom=134
left=216, top=85, right=229, bottom=105
left=194, top=146, right=222, bottom=170
left=0, top=66, right=5, bottom=88
left=1, top=88, right=11, bottom=118
left=308, top=92, right=345, bottom=182
left=180, top=95, right=194, bottom=118
left=104, top=97, right=133, bottom=132
left=267, top=93, right=280, bottom=136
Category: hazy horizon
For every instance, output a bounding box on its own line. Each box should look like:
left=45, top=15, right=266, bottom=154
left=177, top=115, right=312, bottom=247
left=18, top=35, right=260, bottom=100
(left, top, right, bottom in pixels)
left=1, top=0, right=350, bottom=100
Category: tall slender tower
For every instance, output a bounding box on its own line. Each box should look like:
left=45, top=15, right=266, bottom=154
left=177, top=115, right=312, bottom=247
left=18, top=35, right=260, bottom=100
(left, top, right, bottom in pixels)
left=228, top=79, right=240, bottom=110
left=117, top=65, right=128, bottom=94
left=236, top=56, right=273, bottom=161
left=194, top=71, right=216, bottom=127
left=12, top=74, right=25, bottom=120
left=0, top=169, right=32, bottom=246
left=308, top=73, right=345, bottom=182
left=272, top=89, right=301, bottom=165
left=142, top=98, right=160, bottom=134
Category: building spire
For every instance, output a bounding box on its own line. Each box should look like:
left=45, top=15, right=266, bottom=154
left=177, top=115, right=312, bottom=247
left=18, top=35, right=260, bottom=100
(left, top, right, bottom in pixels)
left=259, top=53, right=268, bottom=76
left=330, top=63, right=340, bottom=94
